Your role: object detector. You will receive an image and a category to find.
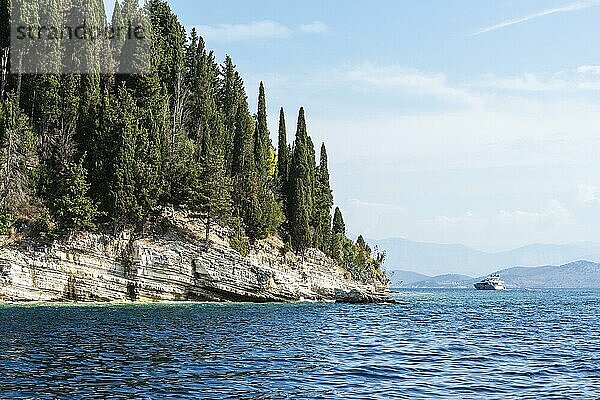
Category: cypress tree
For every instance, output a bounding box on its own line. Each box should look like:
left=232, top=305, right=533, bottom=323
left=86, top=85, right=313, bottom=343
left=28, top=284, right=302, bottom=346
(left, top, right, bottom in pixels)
left=111, top=1, right=126, bottom=63
left=276, top=107, right=289, bottom=197
left=0, top=0, right=383, bottom=277
left=227, top=77, right=264, bottom=239
left=230, top=83, right=254, bottom=176
left=253, top=82, right=271, bottom=178
left=219, top=56, right=239, bottom=172
left=314, top=143, right=333, bottom=253
left=291, top=180, right=311, bottom=250
left=332, top=206, right=345, bottom=235
left=288, top=108, right=312, bottom=249
left=146, top=0, right=185, bottom=106
left=121, top=0, right=139, bottom=22
left=330, top=208, right=346, bottom=262
left=106, top=85, right=139, bottom=228
left=249, top=82, right=282, bottom=239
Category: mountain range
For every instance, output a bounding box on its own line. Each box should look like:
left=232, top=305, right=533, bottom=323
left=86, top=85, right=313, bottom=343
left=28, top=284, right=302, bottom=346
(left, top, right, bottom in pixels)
left=392, top=261, right=600, bottom=289
left=372, top=238, right=600, bottom=277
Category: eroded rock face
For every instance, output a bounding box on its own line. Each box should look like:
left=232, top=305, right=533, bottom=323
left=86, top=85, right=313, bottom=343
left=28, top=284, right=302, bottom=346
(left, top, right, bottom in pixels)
left=0, top=229, right=391, bottom=304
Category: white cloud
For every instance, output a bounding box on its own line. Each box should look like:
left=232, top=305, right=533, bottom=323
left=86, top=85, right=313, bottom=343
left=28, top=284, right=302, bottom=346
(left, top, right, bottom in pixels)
left=347, top=199, right=407, bottom=213
left=423, top=200, right=577, bottom=246
left=193, top=21, right=292, bottom=42
left=338, top=64, right=483, bottom=108
left=192, top=20, right=329, bottom=42
left=476, top=72, right=600, bottom=92
left=261, top=63, right=600, bottom=246
left=299, top=21, right=329, bottom=34
left=577, top=65, right=600, bottom=74
left=470, top=0, right=600, bottom=36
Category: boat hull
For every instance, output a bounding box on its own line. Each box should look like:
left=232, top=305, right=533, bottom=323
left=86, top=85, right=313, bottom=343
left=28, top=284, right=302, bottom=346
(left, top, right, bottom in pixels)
left=474, top=283, right=506, bottom=290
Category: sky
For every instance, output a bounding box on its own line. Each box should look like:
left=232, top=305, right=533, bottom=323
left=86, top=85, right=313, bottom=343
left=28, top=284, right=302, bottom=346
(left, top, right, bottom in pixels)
left=105, top=0, right=600, bottom=251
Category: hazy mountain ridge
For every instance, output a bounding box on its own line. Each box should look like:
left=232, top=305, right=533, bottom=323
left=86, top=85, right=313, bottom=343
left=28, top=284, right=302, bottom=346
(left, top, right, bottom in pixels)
left=375, top=238, right=600, bottom=276
left=404, top=261, right=600, bottom=289
left=407, top=274, right=473, bottom=289
left=388, top=270, right=430, bottom=287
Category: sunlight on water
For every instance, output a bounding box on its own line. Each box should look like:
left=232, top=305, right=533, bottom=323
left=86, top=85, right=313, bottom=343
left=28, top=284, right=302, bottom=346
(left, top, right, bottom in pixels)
left=1, top=290, right=599, bottom=399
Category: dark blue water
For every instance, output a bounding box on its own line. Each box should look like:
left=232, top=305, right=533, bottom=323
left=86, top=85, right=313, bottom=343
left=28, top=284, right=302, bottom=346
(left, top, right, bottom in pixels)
left=1, top=289, right=599, bottom=399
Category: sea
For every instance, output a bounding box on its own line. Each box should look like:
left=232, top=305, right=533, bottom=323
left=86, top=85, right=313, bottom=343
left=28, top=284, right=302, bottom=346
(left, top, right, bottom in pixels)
left=0, top=289, right=599, bottom=399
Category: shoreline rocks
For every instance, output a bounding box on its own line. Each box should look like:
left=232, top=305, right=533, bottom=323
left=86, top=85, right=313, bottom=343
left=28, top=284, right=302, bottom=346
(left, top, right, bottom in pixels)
left=0, top=227, right=392, bottom=304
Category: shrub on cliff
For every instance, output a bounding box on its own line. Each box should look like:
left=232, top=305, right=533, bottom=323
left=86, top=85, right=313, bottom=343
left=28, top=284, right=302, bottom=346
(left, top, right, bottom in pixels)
left=0, top=207, right=12, bottom=235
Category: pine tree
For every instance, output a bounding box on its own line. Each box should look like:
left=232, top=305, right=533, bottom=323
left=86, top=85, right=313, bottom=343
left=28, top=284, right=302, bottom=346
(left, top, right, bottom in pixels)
left=0, top=97, right=37, bottom=222
left=183, top=37, right=232, bottom=231
left=51, top=158, right=98, bottom=234
left=192, top=115, right=232, bottom=240
left=0, top=0, right=384, bottom=277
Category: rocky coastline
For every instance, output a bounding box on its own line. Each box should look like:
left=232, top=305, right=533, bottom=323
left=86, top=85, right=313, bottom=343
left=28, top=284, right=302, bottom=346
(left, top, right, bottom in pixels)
left=0, top=213, right=391, bottom=304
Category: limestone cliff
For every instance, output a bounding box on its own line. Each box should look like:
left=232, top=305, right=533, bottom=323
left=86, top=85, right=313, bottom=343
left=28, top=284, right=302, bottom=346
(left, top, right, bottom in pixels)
left=0, top=212, right=391, bottom=303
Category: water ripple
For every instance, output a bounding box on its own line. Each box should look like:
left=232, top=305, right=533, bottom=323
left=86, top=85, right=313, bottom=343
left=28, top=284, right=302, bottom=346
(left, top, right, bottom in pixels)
left=1, top=289, right=599, bottom=399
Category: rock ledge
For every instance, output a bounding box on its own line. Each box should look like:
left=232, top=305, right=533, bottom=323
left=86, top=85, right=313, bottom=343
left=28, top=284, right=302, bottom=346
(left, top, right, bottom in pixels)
left=0, top=225, right=391, bottom=304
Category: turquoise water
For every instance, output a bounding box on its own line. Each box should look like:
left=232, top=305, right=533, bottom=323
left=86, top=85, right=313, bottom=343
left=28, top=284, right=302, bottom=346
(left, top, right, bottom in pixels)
left=1, top=289, right=599, bottom=399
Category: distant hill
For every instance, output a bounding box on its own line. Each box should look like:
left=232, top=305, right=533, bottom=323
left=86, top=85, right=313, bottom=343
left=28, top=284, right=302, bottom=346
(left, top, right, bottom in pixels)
left=375, top=238, right=600, bottom=276
left=388, top=270, right=430, bottom=287
left=409, top=274, right=473, bottom=289
left=406, top=261, right=600, bottom=289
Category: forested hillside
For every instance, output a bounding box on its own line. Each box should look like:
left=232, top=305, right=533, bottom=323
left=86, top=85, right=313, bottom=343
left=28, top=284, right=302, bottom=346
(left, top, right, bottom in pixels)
left=0, top=0, right=385, bottom=279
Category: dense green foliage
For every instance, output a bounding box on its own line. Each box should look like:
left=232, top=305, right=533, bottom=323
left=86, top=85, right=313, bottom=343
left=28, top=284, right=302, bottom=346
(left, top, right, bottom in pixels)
left=0, top=0, right=385, bottom=276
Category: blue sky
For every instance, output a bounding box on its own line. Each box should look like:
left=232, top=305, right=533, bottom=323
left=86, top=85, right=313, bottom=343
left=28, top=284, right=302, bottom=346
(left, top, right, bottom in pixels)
left=106, top=0, right=600, bottom=250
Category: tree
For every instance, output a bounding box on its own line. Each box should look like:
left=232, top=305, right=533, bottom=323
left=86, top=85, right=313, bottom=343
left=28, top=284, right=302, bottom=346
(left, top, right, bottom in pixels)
left=50, top=158, right=98, bottom=234
left=330, top=207, right=347, bottom=263
left=111, top=1, right=126, bottom=63
left=146, top=0, right=185, bottom=107
left=219, top=56, right=239, bottom=172
left=249, top=82, right=282, bottom=239
left=290, top=179, right=311, bottom=250
left=288, top=108, right=313, bottom=250
left=314, top=143, right=333, bottom=253
left=276, top=107, right=289, bottom=199
left=354, top=235, right=372, bottom=267
left=332, top=206, right=345, bottom=235
left=192, top=112, right=232, bottom=240
left=104, top=85, right=142, bottom=228
left=254, top=82, right=272, bottom=178
left=0, top=0, right=385, bottom=283
left=0, top=97, right=37, bottom=223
